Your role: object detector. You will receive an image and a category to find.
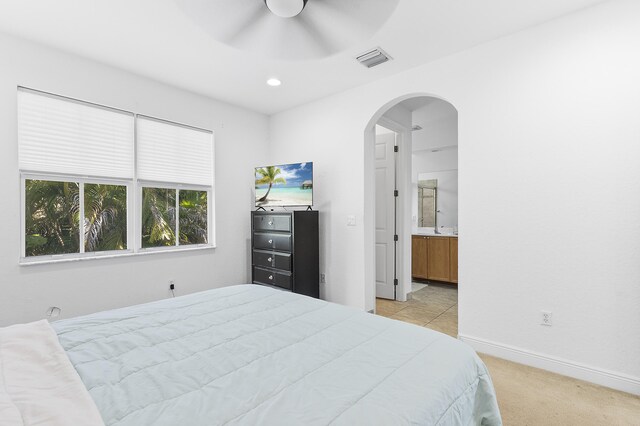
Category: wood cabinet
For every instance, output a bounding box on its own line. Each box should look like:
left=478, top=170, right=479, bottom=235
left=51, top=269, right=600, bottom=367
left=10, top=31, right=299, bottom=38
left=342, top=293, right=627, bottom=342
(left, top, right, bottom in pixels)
left=411, top=235, right=428, bottom=279
left=411, top=235, right=458, bottom=284
left=449, top=238, right=458, bottom=284
left=427, top=237, right=450, bottom=282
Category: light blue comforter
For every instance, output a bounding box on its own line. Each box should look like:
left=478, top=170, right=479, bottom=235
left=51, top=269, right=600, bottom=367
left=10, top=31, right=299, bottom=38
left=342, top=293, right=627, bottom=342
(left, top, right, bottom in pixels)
left=52, top=285, right=501, bottom=425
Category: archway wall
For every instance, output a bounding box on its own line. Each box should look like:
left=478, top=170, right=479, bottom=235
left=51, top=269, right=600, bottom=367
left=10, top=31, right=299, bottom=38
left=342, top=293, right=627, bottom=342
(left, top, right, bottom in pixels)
left=367, top=97, right=454, bottom=306
left=268, top=0, right=640, bottom=393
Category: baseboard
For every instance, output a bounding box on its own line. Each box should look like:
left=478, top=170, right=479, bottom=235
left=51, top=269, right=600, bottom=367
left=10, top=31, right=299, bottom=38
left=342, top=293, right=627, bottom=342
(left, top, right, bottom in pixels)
left=458, top=334, right=640, bottom=396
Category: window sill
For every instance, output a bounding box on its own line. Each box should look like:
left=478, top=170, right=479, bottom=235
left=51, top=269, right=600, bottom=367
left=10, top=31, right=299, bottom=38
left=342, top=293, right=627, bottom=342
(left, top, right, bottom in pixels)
left=19, top=244, right=216, bottom=266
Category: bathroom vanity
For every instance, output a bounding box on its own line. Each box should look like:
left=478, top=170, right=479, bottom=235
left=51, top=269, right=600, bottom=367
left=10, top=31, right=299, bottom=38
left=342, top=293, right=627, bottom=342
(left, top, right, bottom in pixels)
left=411, top=234, right=458, bottom=284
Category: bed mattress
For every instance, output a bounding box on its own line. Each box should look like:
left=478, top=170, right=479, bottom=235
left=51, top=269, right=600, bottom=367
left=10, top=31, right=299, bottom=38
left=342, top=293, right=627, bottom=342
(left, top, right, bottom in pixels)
left=52, top=284, right=501, bottom=425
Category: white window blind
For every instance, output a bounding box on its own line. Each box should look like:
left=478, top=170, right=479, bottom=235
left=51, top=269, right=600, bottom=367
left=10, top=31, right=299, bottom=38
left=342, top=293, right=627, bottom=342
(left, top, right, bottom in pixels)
left=137, top=116, right=214, bottom=186
left=18, top=89, right=134, bottom=179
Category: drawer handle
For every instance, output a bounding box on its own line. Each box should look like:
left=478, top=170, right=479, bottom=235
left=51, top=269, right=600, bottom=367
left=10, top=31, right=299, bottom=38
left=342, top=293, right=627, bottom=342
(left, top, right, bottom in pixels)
left=267, top=257, right=272, bottom=262
left=268, top=275, right=273, bottom=280
left=268, top=221, right=273, bottom=226
left=268, top=239, right=273, bottom=244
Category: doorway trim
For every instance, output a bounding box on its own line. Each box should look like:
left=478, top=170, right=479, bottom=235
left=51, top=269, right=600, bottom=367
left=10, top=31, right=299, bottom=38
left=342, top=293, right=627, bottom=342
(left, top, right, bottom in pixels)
left=364, top=92, right=457, bottom=313
left=376, top=116, right=410, bottom=302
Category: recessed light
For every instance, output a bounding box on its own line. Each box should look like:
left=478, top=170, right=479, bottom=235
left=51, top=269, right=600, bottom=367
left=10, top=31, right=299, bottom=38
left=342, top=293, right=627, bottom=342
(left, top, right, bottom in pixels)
left=267, top=78, right=282, bottom=87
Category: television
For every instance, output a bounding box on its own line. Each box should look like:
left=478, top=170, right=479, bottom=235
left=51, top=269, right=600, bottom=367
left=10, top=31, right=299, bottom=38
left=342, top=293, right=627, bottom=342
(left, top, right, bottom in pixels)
left=255, top=162, right=313, bottom=207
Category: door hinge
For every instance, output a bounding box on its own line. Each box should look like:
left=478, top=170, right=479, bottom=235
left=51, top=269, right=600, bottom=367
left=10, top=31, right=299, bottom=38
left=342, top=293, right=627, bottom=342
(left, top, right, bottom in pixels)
left=394, top=278, right=398, bottom=286
left=394, top=234, right=398, bottom=242
left=394, top=190, right=398, bottom=197
left=394, top=145, right=398, bottom=152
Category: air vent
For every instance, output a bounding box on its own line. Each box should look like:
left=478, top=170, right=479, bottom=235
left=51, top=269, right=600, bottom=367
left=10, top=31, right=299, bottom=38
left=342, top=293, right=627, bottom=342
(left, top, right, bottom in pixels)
left=356, top=47, right=392, bottom=68
left=412, top=125, right=423, bottom=131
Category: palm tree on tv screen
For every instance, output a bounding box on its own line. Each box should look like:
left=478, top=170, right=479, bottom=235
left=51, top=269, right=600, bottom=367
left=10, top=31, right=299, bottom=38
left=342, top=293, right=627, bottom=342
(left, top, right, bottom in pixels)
left=256, top=166, right=286, bottom=202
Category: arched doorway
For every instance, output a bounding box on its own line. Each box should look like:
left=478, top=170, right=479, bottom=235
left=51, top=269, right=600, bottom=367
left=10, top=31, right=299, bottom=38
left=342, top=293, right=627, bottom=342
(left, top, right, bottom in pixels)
left=364, top=94, right=459, bottom=336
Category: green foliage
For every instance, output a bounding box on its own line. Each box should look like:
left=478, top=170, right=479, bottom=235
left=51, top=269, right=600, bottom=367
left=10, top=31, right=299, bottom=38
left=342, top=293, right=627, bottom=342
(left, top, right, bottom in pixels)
left=84, top=184, right=127, bottom=252
left=25, top=180, right=80, bottom=256
left=25, top=181, right=209, bottom=257
left=179, top=190, right=207, bottom=245
left=141, top=188, right=176, bottom=248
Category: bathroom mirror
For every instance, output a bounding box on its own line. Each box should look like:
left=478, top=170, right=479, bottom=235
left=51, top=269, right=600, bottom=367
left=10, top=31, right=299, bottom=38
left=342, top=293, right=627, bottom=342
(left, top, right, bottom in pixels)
left=418, top=179, right=437, bottom=227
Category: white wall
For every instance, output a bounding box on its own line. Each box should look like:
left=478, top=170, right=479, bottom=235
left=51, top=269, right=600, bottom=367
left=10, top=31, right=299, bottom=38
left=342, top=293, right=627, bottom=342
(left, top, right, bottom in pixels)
left=269, top=0, right=640, bottom=393
left=380, top=103, right=412, bottom=131
left=411, top=99, right=459, bottom=233
left=0, top=33, right=269, bottom=326
left=412, top=100, right=458, bottom=151
left=412, top=148, right=458, bottom=173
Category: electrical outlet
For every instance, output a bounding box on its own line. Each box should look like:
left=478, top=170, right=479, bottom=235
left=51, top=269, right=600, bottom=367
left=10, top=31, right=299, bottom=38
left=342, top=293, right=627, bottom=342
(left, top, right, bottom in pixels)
left=541, top=311, right=552, bottom=326
left=346, top=215, right=356, bottom=226
left=320, top=273, right=326, bottom=284
left=169, top=280, right=175, bottom=290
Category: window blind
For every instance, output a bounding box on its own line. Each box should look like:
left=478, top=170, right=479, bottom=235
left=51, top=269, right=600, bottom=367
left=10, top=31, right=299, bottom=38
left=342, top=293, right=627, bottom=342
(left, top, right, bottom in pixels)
left=18, top=88, right=134, bottom=179
left=137, top=116, right=214, bottom=186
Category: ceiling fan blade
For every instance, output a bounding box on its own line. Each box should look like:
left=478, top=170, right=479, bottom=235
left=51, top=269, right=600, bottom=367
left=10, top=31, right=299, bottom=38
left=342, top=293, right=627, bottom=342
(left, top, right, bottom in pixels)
left=236, top=15, right=329, bottom=60
left=174, top=0, right=268, bottom=43
left=296, top=13, right=340, bottom=57
left=224, top=7, right=272, bottom=45
left=173, top=0, right=399, bottom=60
left=305, top=0, right=399, bottom=44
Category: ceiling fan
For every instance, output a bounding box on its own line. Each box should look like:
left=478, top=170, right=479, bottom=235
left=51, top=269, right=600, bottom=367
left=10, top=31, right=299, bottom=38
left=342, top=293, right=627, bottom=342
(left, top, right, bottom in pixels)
left=174, top=0, right=400, bottom=60
left=264, top=0, right=309, bottom=18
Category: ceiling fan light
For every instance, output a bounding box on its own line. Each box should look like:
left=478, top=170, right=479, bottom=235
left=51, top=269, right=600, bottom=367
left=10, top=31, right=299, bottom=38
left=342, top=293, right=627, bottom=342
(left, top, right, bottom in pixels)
left=265, top=0, right=307, bottom=18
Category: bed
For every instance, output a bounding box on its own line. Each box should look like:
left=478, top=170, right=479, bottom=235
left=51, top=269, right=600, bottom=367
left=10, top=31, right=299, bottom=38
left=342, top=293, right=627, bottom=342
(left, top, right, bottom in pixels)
left=1, top=284, right=501, bottom=425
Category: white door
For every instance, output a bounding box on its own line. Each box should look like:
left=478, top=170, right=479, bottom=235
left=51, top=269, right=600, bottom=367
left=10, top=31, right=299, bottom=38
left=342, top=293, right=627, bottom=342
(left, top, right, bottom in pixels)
left=375, top=131, right=397, bottom=300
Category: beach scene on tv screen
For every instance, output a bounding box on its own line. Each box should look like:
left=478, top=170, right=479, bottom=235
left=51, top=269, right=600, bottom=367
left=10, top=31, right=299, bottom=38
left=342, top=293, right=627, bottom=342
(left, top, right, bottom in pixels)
left=255, top=162, right=313, bottom=207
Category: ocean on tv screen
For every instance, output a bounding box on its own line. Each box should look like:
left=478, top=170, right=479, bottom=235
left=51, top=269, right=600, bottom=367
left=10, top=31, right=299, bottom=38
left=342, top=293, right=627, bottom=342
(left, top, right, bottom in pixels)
left=255, top=162, right=313, bottom=207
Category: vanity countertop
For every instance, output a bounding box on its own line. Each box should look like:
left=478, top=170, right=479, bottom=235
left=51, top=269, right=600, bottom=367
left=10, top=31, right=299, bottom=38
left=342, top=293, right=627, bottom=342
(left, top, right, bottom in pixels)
left=412, top=233, right=458, bottom=238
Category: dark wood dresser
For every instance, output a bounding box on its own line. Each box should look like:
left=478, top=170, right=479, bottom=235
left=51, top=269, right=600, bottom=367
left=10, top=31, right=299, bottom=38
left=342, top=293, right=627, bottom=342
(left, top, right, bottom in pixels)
left=251, top=210, right=319, bottom=298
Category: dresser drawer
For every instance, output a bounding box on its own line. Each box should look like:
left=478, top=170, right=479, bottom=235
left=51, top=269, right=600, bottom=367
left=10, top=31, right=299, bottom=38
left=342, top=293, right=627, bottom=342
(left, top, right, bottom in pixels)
left=253, top=232, right=292, bottom=252
left=253, top=267, right=292, bottom=290
left=253, top=250, right=292, bottom=271
left=253, top=214, right=291, bottom=232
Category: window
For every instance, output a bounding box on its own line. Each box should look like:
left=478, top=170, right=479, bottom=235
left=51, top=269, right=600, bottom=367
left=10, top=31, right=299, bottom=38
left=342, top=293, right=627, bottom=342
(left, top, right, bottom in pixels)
left=24, top=179, right=129, bottom=257
left=141, top=187, right=176, bottom=248
left=18, top=88, right=214, bottom=263
left=84, top=183, right=128, bottom=252
left=25, top=179, right=80, bottom=257
left=179, top=190, right=208, bottom=245
left=140, top=187, right=209, bottom=248
left=136, top=115, right=213, bottom=251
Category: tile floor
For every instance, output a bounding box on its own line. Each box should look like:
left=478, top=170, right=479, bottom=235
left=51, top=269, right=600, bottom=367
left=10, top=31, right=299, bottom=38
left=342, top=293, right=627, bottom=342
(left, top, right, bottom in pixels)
left=376, top=281, right=458, bottom=337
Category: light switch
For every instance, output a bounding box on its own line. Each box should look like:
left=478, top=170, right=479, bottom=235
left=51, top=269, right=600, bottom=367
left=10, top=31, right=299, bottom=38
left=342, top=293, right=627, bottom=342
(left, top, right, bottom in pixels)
left=347, top=215, right=356, bottom=226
